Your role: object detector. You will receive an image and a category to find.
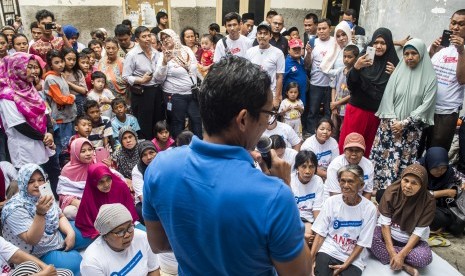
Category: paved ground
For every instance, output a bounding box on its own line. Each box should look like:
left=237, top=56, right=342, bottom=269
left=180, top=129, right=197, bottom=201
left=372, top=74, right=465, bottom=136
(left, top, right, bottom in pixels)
left=432, top=235, right=465, bottom=274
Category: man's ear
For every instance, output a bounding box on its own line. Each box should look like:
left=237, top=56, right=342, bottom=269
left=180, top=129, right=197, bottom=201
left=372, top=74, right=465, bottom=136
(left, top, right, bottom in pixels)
left=235, top=109, right=248, bottom=132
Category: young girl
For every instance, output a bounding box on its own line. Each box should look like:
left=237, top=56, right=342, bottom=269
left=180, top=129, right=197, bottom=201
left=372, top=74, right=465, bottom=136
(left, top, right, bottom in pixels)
left=44, top=49, right=76, bottom=159
left=62, top=48, right=87, bottom=116
left=12, top=34, right=28, bottom=53
left=77, top=52, right=92, bottom=90
left=81, top=48, right=97, bottom=72
left=151, top=121, right=175, bottom=152
left=198, top=34, right=214, bottom=77
left=0, top=34, right=8, bottom=59
left=87, top=71, right=115, bottom=118
left=290, top=150, right=324, bottom=247
left=278, top=82, right=304, bottom=138
left=301, top=118, right=339, bottom=180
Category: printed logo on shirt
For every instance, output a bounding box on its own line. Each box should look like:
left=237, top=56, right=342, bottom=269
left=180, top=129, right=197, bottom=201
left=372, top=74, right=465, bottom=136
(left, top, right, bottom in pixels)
left=291, top=66, right=297, bottom=72
left=295, top=193, right=315, bottom=204
left=441, top=55, right=458, bottom=64
left=321, top=50, right=328, bottom=57
left=333, top=219, right=363, bottom=230
left=364, top=174, right=368, bottom=180
left=110, top=250, right=143, bottom=276
left=230, top=47, right=241, bottom=55
left=332, top=233, right=358, bottom=252
left=316, top=150, right=331, bottom=160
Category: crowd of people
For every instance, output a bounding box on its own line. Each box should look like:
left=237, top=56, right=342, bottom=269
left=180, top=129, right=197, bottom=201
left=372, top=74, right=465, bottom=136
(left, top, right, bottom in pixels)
left=0, top=5, right=464, bottom=276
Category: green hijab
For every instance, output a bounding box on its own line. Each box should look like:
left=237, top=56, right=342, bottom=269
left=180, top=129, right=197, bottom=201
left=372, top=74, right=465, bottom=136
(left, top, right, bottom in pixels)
left=375, top=38, right=437, bottom=125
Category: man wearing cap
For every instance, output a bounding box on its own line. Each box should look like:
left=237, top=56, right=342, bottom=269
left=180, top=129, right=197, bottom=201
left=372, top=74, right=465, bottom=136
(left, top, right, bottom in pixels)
left=254, top=14, right=288, bottom=57
left=246, top=23, right=285, bottom=109
left=325, top=132, right=374, bottom=200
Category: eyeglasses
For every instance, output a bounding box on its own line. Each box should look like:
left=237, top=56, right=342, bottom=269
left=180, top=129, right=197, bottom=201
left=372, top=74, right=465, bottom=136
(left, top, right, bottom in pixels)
left=161, top=36, right=172, bottom=44
left=110, top=224, right=135, bottom=237
left=260, top=109, right=278, bottom=125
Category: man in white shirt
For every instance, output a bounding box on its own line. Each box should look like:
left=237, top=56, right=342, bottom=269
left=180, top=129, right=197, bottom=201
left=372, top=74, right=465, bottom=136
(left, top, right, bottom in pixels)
left=213, top=12, right=253, bottom=62
left=246, top=23, right=285, bottom=109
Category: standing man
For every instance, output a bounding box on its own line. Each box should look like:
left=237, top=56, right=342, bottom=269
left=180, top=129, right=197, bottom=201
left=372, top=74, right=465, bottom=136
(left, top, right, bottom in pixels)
left=122, top=26, right=163, bottom=140
left=306, top=18, right=335, bottom=134
left=241, top=12, right=255, bottom=39
left=143, top=56, right=311, bottom=275
left=29, top=9, right=70, bottom=61
left=303, top=13, right=318, bottom=47
left=151, top=10, right=168, bottom=34
left=114, top=24, right=136, bottom=59
left=28, top=22, right=42, bottom=48
left=269, top=15, right=288, bottom=56
left=246, top=23, right=285, bottom=109
left=342, top=9, right=365, bottom=36
left=213, top=12, right=253, bottom=62
left=424, top=9, right=465, bottom=152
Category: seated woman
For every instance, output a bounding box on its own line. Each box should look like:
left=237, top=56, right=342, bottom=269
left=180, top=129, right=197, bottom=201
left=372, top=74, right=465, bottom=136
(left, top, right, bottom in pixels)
left=270, top=134, right=298, bottom=169
left=132, top=140, right=158, bottom=225
left=80, top=203, right=160, bottom=275
left=419, top=147, right=465, bottom=236
left=57, top=137, right=94, bottom=220
left=115, top=126, right=139, bottom=181
left=310, top=164, right=377, bottom=276
left=290, top=150, right=324, bottom=248
left=371, top=164, right=435, bottom=276
left=1, top=164, right=90, bottom=275
left=75, top=163, right=140, bottom=239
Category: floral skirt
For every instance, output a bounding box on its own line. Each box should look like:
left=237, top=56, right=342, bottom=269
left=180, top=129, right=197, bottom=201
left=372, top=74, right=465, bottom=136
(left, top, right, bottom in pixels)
left=370, top=119, right=423, bottom=190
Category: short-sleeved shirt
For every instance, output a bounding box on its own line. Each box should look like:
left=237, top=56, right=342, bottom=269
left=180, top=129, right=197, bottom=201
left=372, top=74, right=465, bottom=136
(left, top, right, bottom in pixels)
left=143, top=136, right=304, bottom=275
left=378, top=214, right=430, bottom=243
left=263, top=122, right=301, bottom=148
left=87, top=89, right=115, bottom=119
left=88, top=116, right=112, bottom=148
left=246, top=45, right=285, bottom=95
left=310, top=37, right=335, bottom=87
left=330, top=67, right=351, bottom=116
left=284, top=56, right=308, bottom=104
left=29, top=36, right=64, bottom=61
left=312, top=194, right=377, bottom=271
left=301, top=135, right=339, bottom=170
left=0, top=236, right=19, bottom=274
left=290, top=172, right=324, bottom=223
left=111, top=115, right=141, bottom=139
left=213, top=35, right=253, bottom=62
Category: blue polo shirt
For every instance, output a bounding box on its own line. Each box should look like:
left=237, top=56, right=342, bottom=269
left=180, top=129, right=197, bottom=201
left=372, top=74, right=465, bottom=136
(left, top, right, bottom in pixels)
left=283, top=55, right=308, bottom=104
left=143, top=137, right=304, bottom=275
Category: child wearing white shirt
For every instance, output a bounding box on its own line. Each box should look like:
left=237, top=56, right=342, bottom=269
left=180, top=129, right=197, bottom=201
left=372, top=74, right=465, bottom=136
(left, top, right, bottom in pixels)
left=87, top=71, right=115, bottom=119
left=279, top=82, right=304, bottom=138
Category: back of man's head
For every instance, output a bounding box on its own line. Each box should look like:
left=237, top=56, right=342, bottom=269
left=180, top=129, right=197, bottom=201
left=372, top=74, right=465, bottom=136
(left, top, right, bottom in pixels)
left=199, top=56, right=271, bottom=136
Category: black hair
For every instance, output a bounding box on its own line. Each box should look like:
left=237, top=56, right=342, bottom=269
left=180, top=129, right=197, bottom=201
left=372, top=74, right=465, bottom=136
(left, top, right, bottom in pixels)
left=84, top=100, right=99, bottom=113
left=88, top=39, right=103, bottom=48
left=201, top=34, right=214, bottom=43
left=61, top=47, right=82, bottom=80
left=209, top=23, right=220, bottom=32
left=35, top=9, right=55, bottom=22
left=294, top=150, right=318, bottom=173
left=154, top=120, right=169, bottom=134
left=74, top=115, right=92, bottom=126
left=30, top=21, right=39, bottom=30
left=213, top=34, right=224, bottom=44
left=242, top=12, right=255, bottom=22
left=121, top=19, right=132, bottom=28
left=287, top=27, right=299, bottom=36
left=156, top=11, right=168, bottom=24
left=176, top=131, right=194, bottom=147
left=285, top=82, right=299, bottom=97
left=46, top=49, right=63, bottom=68
left=317, top=18, right=332, bottom=27
left=77, top=51, right=89, bottom=62
left=0, top=34, right=6, bottom=43
left=180, top=26, right=197, bottom=45
left=453, top=9, right=465, bottom=16
left=344, top=44, right=360, bottom=57
left=224, top=12, right=241, bottom=25
left=269, top=135, right=286, bottom=150
left=90, top=29, right=105, bottom=41
left=91, top=71, right=106, bottom=82
left=316, top=117, right=334, bottom=131
left=81, top=48, right=95, bottom=56
left=344, top=8, right=358, bottom=19
left=134, top=26, right=150, bottom=39
left=12, top=33, right=28, bottom=45
left=199, top=56, right=271, bottom=136
left=111, top=97, right=126, bottom=109
left=114, top=24, right=131, bottom=37
left=266, top=10, right=278, bottom=18
left=304, top=13, right=318, bottom=23
left=104, top=37, right=119, bottom=48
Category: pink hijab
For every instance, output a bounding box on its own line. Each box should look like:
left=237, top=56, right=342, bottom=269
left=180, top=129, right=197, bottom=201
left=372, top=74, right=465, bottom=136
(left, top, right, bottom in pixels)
left=75, top=163, right=139, bottom=238
left=0, top=52, right=47, bottom=133
left=60, top=138, right=95, bottom=181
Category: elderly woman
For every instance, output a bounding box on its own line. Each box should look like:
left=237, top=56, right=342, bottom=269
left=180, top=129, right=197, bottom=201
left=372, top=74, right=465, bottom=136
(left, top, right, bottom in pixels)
left=371, top=164, right=435, bottom=276
left=1, top=164, right=89, bottom=275
left=155, top=29, right=202, bottom=139
left=80, top=203, right=160, bottom=275
left=310, top=164, right=377, bottom=276
left=115, top=126, right=139, bottom=180
left=97, top=37, right=127, bottom=98
left=320, top=20, right=352, bottom=77
left=371, top=38, right=437, bottom=191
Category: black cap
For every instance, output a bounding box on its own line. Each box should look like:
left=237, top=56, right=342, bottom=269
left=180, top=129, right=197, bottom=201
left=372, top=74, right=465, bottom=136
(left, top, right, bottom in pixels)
left=257, top=23, right=271, bottom=33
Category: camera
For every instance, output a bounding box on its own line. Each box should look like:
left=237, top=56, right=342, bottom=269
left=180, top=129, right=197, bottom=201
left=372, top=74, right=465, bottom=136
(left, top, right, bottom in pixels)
left=45, top=23, right=56, bottom=30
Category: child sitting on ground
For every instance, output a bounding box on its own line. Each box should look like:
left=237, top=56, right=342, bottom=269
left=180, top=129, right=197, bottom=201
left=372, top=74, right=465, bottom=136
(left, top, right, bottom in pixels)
left=152, top=121, right=175, bottom=152
left=111, top=97, right=141, bottom=150
left=84, top=100, right=112, bottom=149
left=278, top=82, right=304, bottom=138
left=87, top=71, right=115, bottom=119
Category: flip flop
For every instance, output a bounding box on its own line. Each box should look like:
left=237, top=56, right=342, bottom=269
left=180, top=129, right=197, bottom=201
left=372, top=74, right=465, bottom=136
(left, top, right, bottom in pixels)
left=428, top=236, right=451, bottom=247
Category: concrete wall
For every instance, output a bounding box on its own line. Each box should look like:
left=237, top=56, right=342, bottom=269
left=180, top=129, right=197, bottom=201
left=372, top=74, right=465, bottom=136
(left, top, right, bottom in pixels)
left=170, top=7, right=216, bottom=34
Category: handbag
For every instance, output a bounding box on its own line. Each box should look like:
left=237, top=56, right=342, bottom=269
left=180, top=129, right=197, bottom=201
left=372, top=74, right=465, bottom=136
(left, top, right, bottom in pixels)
left=129, top=84, right=144, bottom=95
left=447, top=188, right=465, bottom=222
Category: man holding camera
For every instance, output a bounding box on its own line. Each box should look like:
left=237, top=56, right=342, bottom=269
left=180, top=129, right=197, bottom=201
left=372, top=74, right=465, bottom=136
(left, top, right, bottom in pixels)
left=143, top=56, right=311, bottom=275
left=29, top=9, right=70, bottom=61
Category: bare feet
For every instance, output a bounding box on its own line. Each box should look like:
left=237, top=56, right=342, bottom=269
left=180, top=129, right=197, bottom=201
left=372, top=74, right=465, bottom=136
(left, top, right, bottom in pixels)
left=403, top=264, right=419, bottom=276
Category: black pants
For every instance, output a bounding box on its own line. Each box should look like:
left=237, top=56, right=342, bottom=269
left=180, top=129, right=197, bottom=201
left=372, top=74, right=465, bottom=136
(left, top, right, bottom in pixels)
left=136, top=202, right=145, bottom=226
left=164, top=93, right=203, bottom=139
left=430, top=206, right=465, bottom=236
left=40, top=153, right=61, bottom=200
left=458, top=122, right=465, bottom=173
left=131, top=85, right=165, bottom=140
left=315, top=252, right=362, bottom=276
left=418, top=113, right=458, bottom=158
left=306, top=84, right=331, bottom=135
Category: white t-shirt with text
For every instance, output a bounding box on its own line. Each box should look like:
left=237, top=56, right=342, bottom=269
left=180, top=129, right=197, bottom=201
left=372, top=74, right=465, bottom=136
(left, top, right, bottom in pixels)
left=291, top=172, right=324, bottom=223
left=213, top=35, right=253, bottom=62
left=263, top=122, right=301, bottom=148
left=310, top=37, right=336, bottom=87
left=246, top=45, right=285, bottom=95
left=301, top=135, right=339, bottom=170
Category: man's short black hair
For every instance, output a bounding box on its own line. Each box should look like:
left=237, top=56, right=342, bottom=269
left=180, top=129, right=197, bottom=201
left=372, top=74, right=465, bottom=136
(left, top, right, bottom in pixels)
left=111, top=97, right=126, bottom=109
left=209, top=23, right=220, bottom=32
left=134, top=26, right=150, bottom=39
left=266, top=10, right=278, bottom=18
left=199, top=56, right=271, bottom=136
left=304, top=13, right=318, bottom=23
left=88, top=39, right=103, bottom=48
left=121, top=19, right=132, bottom=28
left=318, top=18, right=332, bottom=27
left=344, top=9, right=358, bottom=19
left=224, top=12, right=241, bottom=25
left=114, top=24, right=131, bottom=37
left=453, top=9, right=465, bottom=17
left=242, top=12, right=255, bottom=22
left=30, top=21, right=39, bottom=30
left=84, top=100, right=99, bottom=113
left=74, top=115, right=92, bottom=126
left=35, top=9, right=55, bottom=22
left=156, top=11, right=168, bottom=24
left=344, top=44, right=360, bottom=57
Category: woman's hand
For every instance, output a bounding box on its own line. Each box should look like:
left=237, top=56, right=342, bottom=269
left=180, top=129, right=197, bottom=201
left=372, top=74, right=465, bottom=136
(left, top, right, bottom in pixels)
left=390, top=253, right=405, bottom=271
left=354, top=54, right=373, bottom=70
left=385, top=61, right=395, bottom=75
left=162, top=47, right=174, bottom=65
left=43, top=133, right=54, bottom=147
left=447, top=188, right=457, bottom=198
left=36, top=195, right=54, bottom=215
left=63, top=231, right=75, bottom=251
left=391, top=120, right=403, bottom=135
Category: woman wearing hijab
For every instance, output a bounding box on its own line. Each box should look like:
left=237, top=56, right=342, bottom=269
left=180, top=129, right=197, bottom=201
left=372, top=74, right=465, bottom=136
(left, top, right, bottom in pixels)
left=62, top=25, right=85, bottom=52
left=419, top=147, right=465, bottom=236
left=75, top=163, right=140, bottom=239
left=115, top=126, right=139, bottom=180
left=320, top=20, right=352, bottom=77
left=371, top=38, right=437, bottom=191
left=1, top=164, right=87, bottom=275
left=338, top=28, right=399, bottom=157
left=371, top=164, right=435, bottom=276
left=155, top=29, right=202, bottom=139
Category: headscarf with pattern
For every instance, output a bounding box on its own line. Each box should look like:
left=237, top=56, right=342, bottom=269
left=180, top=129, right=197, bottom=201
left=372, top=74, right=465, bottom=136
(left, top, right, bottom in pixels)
left=159, top=29, right=192, bottom=70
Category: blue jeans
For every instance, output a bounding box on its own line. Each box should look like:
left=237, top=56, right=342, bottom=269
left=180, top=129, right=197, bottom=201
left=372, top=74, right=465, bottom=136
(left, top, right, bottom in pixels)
left=54, top=122, right=74, bottom=157
left=164, top=93, right=203, bottom=139
left=306, top=84, right=331, bottom=134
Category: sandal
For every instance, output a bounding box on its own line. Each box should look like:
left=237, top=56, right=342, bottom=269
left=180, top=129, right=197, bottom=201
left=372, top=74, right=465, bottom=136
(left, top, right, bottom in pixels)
left=428, top=235, right=451, bottom=247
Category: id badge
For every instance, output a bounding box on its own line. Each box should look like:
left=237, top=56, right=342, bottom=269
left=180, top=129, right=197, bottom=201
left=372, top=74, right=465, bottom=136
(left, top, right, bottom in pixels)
left=167, top=102, right=172, bottom=111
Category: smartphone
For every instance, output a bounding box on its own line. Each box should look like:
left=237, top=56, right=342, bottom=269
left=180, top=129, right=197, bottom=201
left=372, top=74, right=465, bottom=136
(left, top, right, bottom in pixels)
left=95, top=147, right=110, bottom=163
left=366, top=46, right=376, bottom=62
left=440, top=30, right=453, bottom=47
left=39, top=182, right=54, bottom=198
left=148, top=72, right=153, bottom=77
left=309, top=36, right=316, bottom=48
left=45, top=23, right=56, bottom=30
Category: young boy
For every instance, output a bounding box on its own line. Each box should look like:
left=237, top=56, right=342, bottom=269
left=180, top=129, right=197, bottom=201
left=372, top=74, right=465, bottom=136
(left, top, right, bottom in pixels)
left=87, top=71, right=115, bottom=119
left=111, top=97, right=141, bottom=149
left=330, top=44, right=359, bottom=139
left=84, top=100, right=113, bottom=149
left=62, top=115, right=92, bottom=159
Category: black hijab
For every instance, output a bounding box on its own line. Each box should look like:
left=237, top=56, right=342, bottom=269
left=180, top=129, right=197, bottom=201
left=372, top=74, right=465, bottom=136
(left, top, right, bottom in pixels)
left=137, top=140, right=157, bottom=176
left=419, top=147, right=455, bottom=190
left=359, top=28, right=399, bottom=102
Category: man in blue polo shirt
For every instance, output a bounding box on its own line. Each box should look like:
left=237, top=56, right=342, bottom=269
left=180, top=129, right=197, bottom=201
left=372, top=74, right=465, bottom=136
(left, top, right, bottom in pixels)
left=143, top=56, right=311, bottom=275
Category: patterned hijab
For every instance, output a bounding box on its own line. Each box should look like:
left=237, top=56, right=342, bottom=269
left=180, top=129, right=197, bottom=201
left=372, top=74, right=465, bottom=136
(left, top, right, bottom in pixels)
left=116, top=126, right=139, bottom=179
left=379, top=164, right=436, bottom=233
left=159, top=29, right=192, bottom=70
left=320, top=20, right=353, bottom=73
left=1, top=164, right=60, bottom=234
left=0, top=52, right=47, bottom=133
